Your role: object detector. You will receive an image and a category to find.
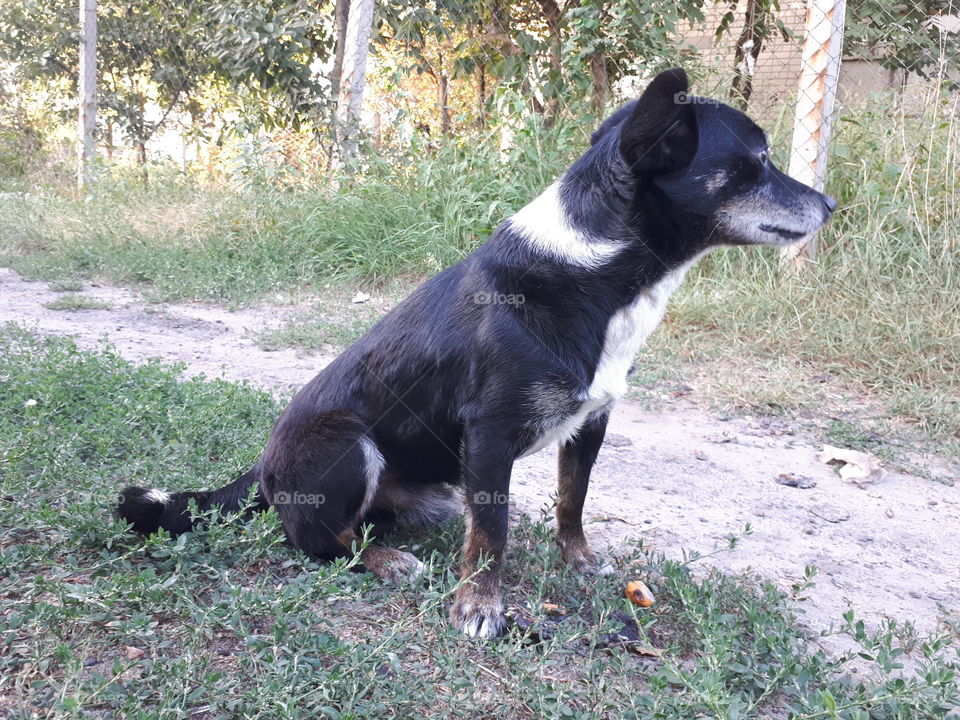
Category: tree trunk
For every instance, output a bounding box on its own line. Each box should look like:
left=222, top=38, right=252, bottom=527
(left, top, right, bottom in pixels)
left=439, top=74, right=451, bottom=136
left=589, top=52, right=609, bottom=115
left=105, top=117, right=114, bottom=161
left=336, top=0, right=376, bottom=163
left=328, top=0, right=350, bottom=159
left=538, top=0, right=564, bottom=127
left=730, top=0, right=765, bottom=110
left=136, top=139, right=148, bottom=188
left=77, top=0, right=97, bottom=193
left=477, top=62, right=487, bottom=129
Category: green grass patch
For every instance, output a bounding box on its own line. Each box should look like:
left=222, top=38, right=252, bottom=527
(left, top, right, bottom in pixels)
left=258, top=312, right=375, bottom=353
left=48, top=279, right=84, bottom=292
left=1, top=326, right=958, bottom=718
left=254, top=285, right=413, bottom=354
left=43, top=293, right=111, bottom=311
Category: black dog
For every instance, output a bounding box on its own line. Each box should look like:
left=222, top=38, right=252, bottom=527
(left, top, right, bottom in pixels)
left=117, top=68, right=835, bottom=638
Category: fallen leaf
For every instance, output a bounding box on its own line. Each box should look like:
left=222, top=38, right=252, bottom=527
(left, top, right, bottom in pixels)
left=125, top=646, right=144, bottom=660
left=351, top=291, right=370, bottom=304
left=597, top=611, right=663, bottom=658
left=628, top=645, right=664, bottom=658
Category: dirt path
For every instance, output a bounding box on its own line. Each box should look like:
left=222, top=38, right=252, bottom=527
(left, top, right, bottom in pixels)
left=2, top=267, right=958, bottom=640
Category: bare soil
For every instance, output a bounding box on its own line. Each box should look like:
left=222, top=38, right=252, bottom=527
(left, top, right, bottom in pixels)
left=3, top=266, right=958, bottom=641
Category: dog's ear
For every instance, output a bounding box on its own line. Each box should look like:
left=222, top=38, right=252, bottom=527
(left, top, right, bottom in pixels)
left=619, top=68, right=698, bottom=177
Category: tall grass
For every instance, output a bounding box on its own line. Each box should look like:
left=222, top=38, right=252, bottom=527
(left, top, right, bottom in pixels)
left=662, top=96, right=960, bottom=436
left=0, top=126, right=577, bottom=302
left=0, top=94, right=957, bottom=437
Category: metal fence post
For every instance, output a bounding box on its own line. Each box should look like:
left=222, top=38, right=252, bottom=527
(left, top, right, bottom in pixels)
left=782, top=0, right=846, bottom=271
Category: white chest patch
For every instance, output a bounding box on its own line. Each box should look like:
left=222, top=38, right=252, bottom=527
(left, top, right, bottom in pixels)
left=520, top=262, right=692, bottom=457
left=509, top=181, right=623, bottom=268
left=586, top=263, right=691, bottom=404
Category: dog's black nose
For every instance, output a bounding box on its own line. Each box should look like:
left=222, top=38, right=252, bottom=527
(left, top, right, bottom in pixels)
left=822, top=194, right=837, bottom=214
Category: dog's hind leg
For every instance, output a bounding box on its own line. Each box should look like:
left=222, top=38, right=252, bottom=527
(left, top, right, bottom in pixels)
left=260, top=409, right=422, bottom=582
left=556, top=410, right=613, bottom=574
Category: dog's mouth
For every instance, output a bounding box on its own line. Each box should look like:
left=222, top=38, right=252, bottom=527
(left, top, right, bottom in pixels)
left=758, top=224, right=808, bottom=241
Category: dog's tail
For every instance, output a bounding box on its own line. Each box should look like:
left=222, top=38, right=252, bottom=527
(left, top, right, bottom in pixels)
left=115, top=466, right=267, bottom=536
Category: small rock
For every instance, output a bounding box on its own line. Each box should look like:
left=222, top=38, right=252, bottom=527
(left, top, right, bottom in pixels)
left=351, top=291, right=371, bottom=304
left=776, top=473, right=816, bottom=489
left=125, top=646, right=145, bottom=660
left=810, top=504, right=850, bottom=523
left=694, top=450, right=708, bottom=461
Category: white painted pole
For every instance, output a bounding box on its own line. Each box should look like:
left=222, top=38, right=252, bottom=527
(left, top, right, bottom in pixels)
left=336, top=0, right=375, bottom=163
left=78, top=0, right=97, bottom=192
left=782, top=0, right=846, bottom=270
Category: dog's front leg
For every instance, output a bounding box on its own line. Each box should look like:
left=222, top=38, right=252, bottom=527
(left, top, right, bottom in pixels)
left=449, top=421, right=513, bottom=639
left=556, top=410, right=613, bottom=574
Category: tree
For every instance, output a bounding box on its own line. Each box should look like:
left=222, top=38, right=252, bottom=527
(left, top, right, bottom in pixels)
left=201, top=0, right=333, bottom=130
left=845, top=0, right=960, bottom=83
left=0, top=0, right=214, bottom=175
left=712, top=0, right=790, bottom=110
left=0, top=0, right=335, bottom=174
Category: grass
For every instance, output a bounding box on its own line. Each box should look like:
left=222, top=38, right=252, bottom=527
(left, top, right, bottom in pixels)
left=0, top=94, right=957, bottom=443
left=0, top=128, right=574, bottom=304
left=254, top=283, right=412, bottom=353
left=48, top=279, right=84, bottom=292
left=43, top=294, right=111, bottom=311
left=1, top=326, right=958, bottom=718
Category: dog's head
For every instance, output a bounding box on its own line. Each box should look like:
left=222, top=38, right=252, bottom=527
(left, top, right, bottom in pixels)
left=592, top=68, right=836, bottom=249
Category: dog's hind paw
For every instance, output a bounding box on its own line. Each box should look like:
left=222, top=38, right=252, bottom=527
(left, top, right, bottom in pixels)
left=450, top=593, right=506, bottom=639
left=365, top=548, right=425, bottom=585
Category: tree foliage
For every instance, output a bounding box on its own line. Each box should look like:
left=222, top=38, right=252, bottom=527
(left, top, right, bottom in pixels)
left=0, top=0, right=334, bottom=155
left=0, top=0, right=957, bottom=163
left=845, top=0, right=960, bottom=81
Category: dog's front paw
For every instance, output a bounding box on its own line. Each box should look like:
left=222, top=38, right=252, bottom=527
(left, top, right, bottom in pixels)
left=559, top=538, right=615, bottom=575
left=450, top=588, right=506, bottom=639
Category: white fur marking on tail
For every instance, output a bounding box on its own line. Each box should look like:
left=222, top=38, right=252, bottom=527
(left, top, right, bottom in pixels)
left=509, top=181, right=622, bottom=268
left=357, top=436, right=385, bottom=519
left=146, top=488, right=173, bottom=504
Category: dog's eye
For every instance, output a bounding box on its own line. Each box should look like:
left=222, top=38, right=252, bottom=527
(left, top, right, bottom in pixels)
left=759, top=151, right=768, bottom=165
